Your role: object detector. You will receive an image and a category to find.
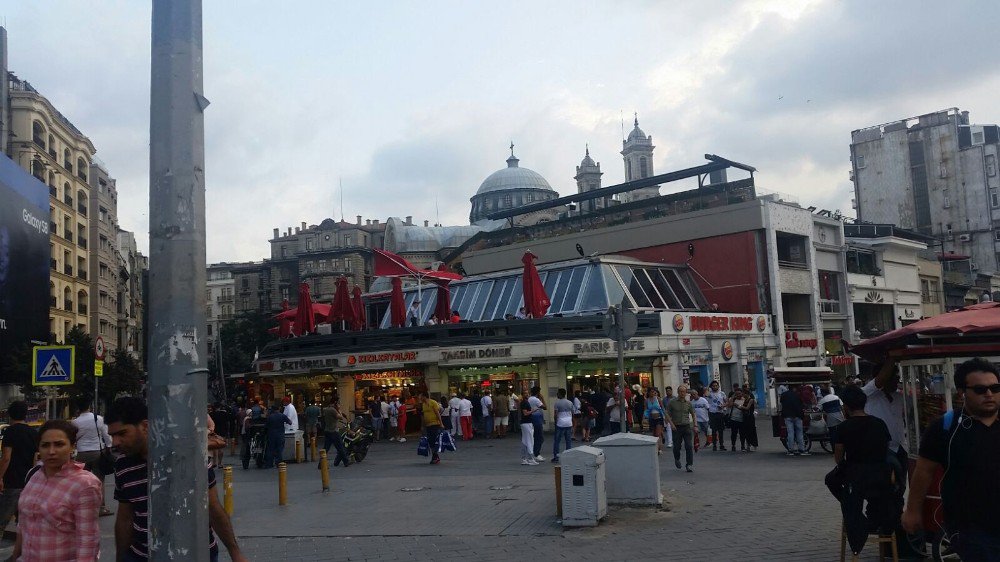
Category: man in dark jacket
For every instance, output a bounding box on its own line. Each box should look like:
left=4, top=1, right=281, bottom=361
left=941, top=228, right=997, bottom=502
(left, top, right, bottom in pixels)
left=264, top=404, right=291, bottom=468
left=780, top=384, right=808, bottom=455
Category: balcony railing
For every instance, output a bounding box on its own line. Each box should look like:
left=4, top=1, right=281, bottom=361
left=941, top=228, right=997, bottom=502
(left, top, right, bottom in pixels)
left=63, top=231, right=73, bottom=242
left=783, top=322, right=814, bottom=332
left=778, top=259, right=809, bottom=269
left=819, top=300, right=841, bottom=314
left=78, top=303, right=87, bottom=314
left=63, top=300, right=73, bottom=312
left=33, top=136, right=45, bottom=149
left=64, top=195, right=73, bottom=207
left=49, top=186, right=57, bottom=197
left=64, top=161, right=73, bottom=173
left=78, top=237, right=87, bottom=249
left=48, top=148, right=56, bottom=158
left=78, top=270, right=87, bottom=281
left=77, top=171, right=87, bottom=182
left=77, top=204, right=87, bottom=217
left=64, top=264, right=73, bottom=276
left=217, top=295, right=234, bottom=303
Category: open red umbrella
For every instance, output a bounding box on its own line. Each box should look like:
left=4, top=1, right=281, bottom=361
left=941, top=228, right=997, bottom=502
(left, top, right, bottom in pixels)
left=275, top=302, right=331, bottom=322
left=330, top=276, right=356, bottom=330
left=293, top=283, right=316, bottom=336
left=434, top=281, right=452, bottom=323
left=848, top=301, right=1000, bottom=361
left=390, top=277, right=406, bottom=328
left=521, top=251, right=550, bottom=318
left=352, top=286, right=367, bottom=330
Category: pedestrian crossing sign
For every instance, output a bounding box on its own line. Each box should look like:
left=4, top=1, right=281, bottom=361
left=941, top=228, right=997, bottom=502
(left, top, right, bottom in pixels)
left=32, top=346, right=75, bottom=386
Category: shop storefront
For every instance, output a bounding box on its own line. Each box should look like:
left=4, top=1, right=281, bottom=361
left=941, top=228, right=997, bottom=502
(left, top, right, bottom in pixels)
left=351, top=369, right=426, bottom=412
left=564, top=358, right=653, bottom=394
left=441, top=364, right=538, bottom=398
left=680, top=351, right=712, bottom=389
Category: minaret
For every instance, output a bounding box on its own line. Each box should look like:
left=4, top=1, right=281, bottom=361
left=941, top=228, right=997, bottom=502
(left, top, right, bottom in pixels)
left=620, top=113, right=659, bottom=203
left=574, top=145, right=604, bottom=213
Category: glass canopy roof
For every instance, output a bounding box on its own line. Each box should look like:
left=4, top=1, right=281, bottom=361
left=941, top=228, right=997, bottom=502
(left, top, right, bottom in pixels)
left=377, top=256, right=709, bottom=328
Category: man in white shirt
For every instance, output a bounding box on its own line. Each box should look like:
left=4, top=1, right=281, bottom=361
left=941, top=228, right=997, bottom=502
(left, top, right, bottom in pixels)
left=863, top=361, right=907, bottom=488
left=71, top=398, right=113, bottom=516
left=282, top=396, right=298, bottom=433
left=480, top=390, right=494, bottom=439
left=605, top=391, right=628, bottom=436
left=448, top=393, right=462, bottom=437
left=407, top=300, right=421, bottom=327
left=459, top=394, right=474, bottom=440
left=527, top=387, right=546, bottom=460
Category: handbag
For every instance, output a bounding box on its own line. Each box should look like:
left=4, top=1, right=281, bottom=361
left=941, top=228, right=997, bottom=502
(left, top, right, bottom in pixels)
left=438, top=431, right=457, bottom=452
left=417, top=436, right=429, bottom=457
left=207, top=431, right=227, bottom=451
left=94, top=414, right=116, bottom=475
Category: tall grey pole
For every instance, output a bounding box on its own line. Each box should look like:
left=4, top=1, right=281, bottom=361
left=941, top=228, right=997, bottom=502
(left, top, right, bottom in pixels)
left=148, top=1, right=210, bottom=559
left=615, top=305, right=627, bottom=433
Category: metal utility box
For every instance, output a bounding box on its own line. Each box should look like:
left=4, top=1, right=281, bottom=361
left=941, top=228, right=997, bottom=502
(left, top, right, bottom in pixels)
left=283, top=430, right=304, bottom=462
left=559, top=445, right=607, bottom=527
left=593, top=432, right=662, bottom=505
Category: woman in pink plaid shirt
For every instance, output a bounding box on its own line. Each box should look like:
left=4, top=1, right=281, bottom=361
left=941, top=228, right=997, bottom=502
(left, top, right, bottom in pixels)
left=10, top=419, right=102, bottom=561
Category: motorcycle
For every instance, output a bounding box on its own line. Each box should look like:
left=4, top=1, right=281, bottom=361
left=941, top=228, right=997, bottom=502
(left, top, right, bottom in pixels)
left=339, top=418, right=374, bottom=463
left=240, top=421, right=267, bottom=469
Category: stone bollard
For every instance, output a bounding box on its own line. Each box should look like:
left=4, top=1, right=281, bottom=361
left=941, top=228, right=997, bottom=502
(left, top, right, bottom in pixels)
left=295, top=439, right=303, bottom=463
left=223, top=465, right=234, bottom=516
left=319, top=449, right=330, bottom=492
left=278, top=462, right=288, bottom=506
left=310, top=436, right=318, bottom=462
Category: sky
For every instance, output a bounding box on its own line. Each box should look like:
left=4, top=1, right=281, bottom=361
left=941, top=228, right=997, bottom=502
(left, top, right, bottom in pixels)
left=5, top=0, right=1000, bottom=263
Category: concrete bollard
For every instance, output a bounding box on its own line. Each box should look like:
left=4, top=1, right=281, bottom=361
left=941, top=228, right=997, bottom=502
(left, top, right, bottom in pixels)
left=319, top=449, right=330, bottom=492
left=310, top=436, right=318, bottom=462
left=295, top=439, right=303, bottom=463
left=278, top=462, right=288, bottom=506
left=554, top=465, right=563, bottom=518
left=230, top=437, right=237, bottom=456
left=223, top=465, right=234, bottom=516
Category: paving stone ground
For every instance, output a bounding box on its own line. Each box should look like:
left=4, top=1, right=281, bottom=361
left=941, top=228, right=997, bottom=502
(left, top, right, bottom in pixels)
left=0, top=420, right=917, bottom=560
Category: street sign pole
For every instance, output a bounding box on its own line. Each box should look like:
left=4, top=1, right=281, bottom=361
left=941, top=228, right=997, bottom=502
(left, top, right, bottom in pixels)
left=148, top=1, right=210, bottom=559
left=614, top=306, right=627, bottom=433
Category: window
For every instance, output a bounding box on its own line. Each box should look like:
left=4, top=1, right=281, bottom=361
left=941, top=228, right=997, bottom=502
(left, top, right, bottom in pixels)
left=776, top=233, right=808, bottom=268
left=943, top=196, right=951, bottom=209
left=856, top=155, right=866, bottom=169
left=639, top=157, right=648, bottom=179
left=207, top=324, right=213, bottom=336
left=281, top=246, right=289, bottom=258
left=939, top=162, right=948, bottom=179
left=992, top=191, right=999, bottom=208
left=306, top=238, right=314, bottom=251
left=344, top=235, right=352, bottom=246
left=846, top=249, right=879, bottom=275
left=818, top=270, right=841, bottom=313
left=503, top=194, right=512, bottom=208
left=987, top=154, right=997, bottom=177
left=920, top=278, right=938, bottom=304
left=626, top=160, right=632, bottom=181
left=994, top=230, right=1000, bottom=242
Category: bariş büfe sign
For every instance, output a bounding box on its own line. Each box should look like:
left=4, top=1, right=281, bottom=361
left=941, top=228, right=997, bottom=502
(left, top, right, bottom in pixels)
left=689, top=315, right=754, bottom=331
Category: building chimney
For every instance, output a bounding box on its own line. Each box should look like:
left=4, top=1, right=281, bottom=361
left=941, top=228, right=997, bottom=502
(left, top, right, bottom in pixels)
left=961, top=110, right=970, bottom=125
left=273, top=228, right=279, bottom=239
left=301, top=221, right=307, bottom=231
left=373, top=219, right=379, bottom=225
left=366, top=219, right=371, bottom=225
left=287, top=227, right=292, bottom=236
left=295, top=227, right=300, bottom=234
left=424, top=220, right=429, bottom=227
left=357, top=215, right=362, bottom=225
left=405, top=216, right=412, bottom=225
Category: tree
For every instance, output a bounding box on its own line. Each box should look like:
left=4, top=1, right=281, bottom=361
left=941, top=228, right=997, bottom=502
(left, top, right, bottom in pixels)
left=208, top=311, right=272, bottom=403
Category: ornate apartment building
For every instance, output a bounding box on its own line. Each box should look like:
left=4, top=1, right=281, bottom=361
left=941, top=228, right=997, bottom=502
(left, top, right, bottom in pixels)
left=7, top=72, right=95, bottom=343
left=89, top=160, right=121, bottom=351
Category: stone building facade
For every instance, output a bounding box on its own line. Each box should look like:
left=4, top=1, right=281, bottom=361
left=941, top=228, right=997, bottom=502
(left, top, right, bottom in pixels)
left=88, top=159, right=120, bottom=352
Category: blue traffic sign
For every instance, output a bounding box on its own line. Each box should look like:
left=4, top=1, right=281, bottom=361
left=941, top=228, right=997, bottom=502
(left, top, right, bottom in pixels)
left=32, top=346, right=75, bottom=386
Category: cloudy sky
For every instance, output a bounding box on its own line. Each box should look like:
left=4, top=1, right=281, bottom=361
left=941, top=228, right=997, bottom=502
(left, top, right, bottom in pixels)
left=5, top=1, right=1000, bottom=262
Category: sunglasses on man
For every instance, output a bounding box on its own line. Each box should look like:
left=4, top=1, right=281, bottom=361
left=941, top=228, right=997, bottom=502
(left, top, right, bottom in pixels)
left=963, top=384, right=1000, bottom=395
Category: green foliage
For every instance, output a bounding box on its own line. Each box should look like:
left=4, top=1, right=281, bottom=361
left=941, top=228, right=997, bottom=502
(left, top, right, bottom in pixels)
left=208, top=311, right=272, bottom=402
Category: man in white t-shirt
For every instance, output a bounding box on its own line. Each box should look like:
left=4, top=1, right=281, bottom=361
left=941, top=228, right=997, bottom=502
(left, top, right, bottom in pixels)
left=379, top=399, right=391, bottom=441
left=551, top=389, right=574, bottom=462
left=863, top=361, right=907, bottom=489
left=527, top=387, right=546, bottom=460
left=605, top=391, right=628, bottom=436
left=692, top=390, right=711, bottom=436
left=480, top=390, right=494, bottom=439
left=281, top=396, right=298, bottom=433
left=448, top=393, right=462, bottom=436
left=459, top=394, right=474, bottom=441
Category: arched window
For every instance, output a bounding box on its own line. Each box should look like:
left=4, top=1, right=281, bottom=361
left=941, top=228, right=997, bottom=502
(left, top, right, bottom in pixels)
left=77, top=190, right=87, bottom=215
left=639, top=157, right=648, bottom=179
left=31, top=159, right=45, bottom=179
left=626, top=160, right=632, bottom=181
left=63, top=149, right=72, bottom=171
left=32, top=121, right=46, bottom=148
left=77, top=290, right=87, bottom=314
left=47, top=171, right=55, bottom=188
left=63, top=286, right=72, bottom=311
left=47, top=135, right=55, bottom=154
left=50, top=282, right=56, bottom=307
left=77, top=157, right=88, bottom=182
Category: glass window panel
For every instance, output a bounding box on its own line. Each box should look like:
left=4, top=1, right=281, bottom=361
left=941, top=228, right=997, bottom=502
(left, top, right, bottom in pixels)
left=456, top=283, right=479, bottom=318
left=482, top=279, right=506, bottom=320
left=550, top=270, right=572, bottom=313
left=504, top=275, right=524, bottom=316
left=616, top=266, right=652, bottom=308
left=579, top=266, right=608, bottom=312
left=636, top=269, right=666, bottom=308
left=542, top=270, right=559, bottom=299
left=469, top=280, right=494, bottom=321
left=419, top=291, right=437, bottom=323
left=450, top=285, right=466, bottom=313
left=664, top=269, right=696, bottom=309
left=496, top=277, right=521, bottom=318
left=651, top=269, right=682, bottom=309
left=559, top=266, right=587, bottom=313
left=603, top=265, right=628, bottom=308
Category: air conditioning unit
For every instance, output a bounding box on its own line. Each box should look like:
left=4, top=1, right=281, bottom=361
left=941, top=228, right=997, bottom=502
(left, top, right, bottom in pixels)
left=971, top=261, right=979, bottom=271
left=959, top=234, right=972, bottom=242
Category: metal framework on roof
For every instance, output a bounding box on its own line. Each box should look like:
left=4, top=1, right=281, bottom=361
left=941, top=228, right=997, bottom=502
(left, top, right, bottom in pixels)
left=486, top=154, right=757, bottom=222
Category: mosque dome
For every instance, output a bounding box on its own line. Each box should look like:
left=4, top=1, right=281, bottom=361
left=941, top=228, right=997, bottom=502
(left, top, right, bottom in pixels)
left=475, top=153, right=555, bottom=195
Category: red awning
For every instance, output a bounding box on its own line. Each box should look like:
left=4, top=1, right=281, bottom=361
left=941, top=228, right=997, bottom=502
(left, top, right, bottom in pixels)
left=847, top=301, right=1000, bottom=360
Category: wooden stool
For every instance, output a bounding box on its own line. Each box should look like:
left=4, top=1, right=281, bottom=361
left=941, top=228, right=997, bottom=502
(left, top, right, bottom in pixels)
left=840, top=521, right=899, bottom=562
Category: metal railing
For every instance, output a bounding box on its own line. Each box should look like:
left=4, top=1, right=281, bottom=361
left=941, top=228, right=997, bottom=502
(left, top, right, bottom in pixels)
left=64, top=300, right=73, bottom=312
left=64, top=264, right=73, bottom=276
left=819, top=300, right=841, bottom=314
left=79, top=237, right=87, bottom=249
left=64, top=195, right=73, bottom=207
left=777, top=259, right=809, bottom=269
left=78, top=270, right=87, bottom=280
left=78, top=204, right=87, bottom=216
left=77, top=171, right=88, bottom=182
left=64, top=231, right=73, bottom=242
left=78, top=303, right=88, bottom=314
left=49, top=186, right=57, bottom=197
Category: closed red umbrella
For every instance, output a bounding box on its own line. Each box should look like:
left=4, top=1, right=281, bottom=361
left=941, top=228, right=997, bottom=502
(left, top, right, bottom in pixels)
left=521, top=251, right=550, bottom=319
left=278, top=299, right=292, bottom=338
left=434, top=281, right=451, bottom=323
left=293, top=283, right=316, bottom=336
left=330, top=276, right=356, bottom=330
left=390, top=277, right=406, bottom=328
left=352, top=286, right=367, bottom=330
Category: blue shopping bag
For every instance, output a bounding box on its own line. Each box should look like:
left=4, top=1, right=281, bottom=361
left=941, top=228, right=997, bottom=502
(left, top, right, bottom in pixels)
left=438, top=431, right=457, bottom=452
left=417, top=436, right=429, bottom=456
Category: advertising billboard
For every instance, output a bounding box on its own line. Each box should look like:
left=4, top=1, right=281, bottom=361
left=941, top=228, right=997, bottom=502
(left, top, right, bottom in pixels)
left=0, top=154, right=50, bottom=353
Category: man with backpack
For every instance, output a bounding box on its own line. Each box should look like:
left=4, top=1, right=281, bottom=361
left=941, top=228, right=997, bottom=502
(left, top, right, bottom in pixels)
left=903, top=358, right=1000, bottom=559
